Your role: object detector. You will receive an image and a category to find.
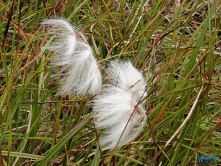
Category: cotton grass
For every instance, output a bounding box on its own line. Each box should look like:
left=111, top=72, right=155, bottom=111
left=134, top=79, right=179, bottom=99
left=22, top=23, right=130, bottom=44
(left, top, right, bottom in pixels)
left=106, top=60, right=147, bottom=102
left=42, top=19, right=147, bottom=150
left=42, top=19, right=102, bottom=96
left=94, top=61, right=147, bottom=149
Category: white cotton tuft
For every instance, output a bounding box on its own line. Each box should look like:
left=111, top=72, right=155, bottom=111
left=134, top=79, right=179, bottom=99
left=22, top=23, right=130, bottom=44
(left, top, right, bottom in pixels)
left=41, top=19, right=76, bottom=61
left=106, top=60, right=147, bottom=102
left=42, top=19, right=102, bottom=96
left=61, top=44, right=102, bottom=96
left=93, top=85, right=147, bottom=149
left=93, top=61, right=147, bottom=149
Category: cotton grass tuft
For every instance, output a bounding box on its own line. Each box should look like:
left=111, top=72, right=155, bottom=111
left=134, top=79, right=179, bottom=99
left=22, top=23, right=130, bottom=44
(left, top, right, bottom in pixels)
left=42, top=19, right=102, bottom=96
left=106, top=60, right=147, bottom=102
left=94, top=61, right=147, bottom=149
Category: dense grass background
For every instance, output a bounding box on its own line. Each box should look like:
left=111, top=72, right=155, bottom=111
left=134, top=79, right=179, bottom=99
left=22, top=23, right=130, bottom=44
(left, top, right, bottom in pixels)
left=0, top=0, right=221, bottom=165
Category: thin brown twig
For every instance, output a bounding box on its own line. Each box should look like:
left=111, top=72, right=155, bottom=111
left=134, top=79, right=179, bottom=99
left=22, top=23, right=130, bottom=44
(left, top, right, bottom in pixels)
left=148, top=85, right=204, bottom=165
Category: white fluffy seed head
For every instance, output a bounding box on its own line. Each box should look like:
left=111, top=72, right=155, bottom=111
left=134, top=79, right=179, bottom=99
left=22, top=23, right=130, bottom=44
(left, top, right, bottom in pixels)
left=93, top=85, right=147, bottom=149
left=93, top=61, right=147, bottom=149
left=106, top=60, right=147, bottom=102
left=41, top=19, right=76, bottom=61
left=42, top=19, right=102, bottom=96
left=61, top=45, right=102, bottom=96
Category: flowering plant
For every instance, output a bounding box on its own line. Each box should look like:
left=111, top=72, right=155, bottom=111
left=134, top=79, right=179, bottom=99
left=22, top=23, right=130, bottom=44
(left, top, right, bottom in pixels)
left=42, top=19, right=147, bottom=149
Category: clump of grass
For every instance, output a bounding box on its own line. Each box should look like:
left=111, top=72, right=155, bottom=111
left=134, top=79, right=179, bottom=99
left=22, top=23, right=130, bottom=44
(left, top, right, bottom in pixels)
left=0, top=0, right=221, bottom=165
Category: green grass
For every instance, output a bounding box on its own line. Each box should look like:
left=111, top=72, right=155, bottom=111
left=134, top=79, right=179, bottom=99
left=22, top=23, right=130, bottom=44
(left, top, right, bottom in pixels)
left=1, top=0, right=221, bottom=165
